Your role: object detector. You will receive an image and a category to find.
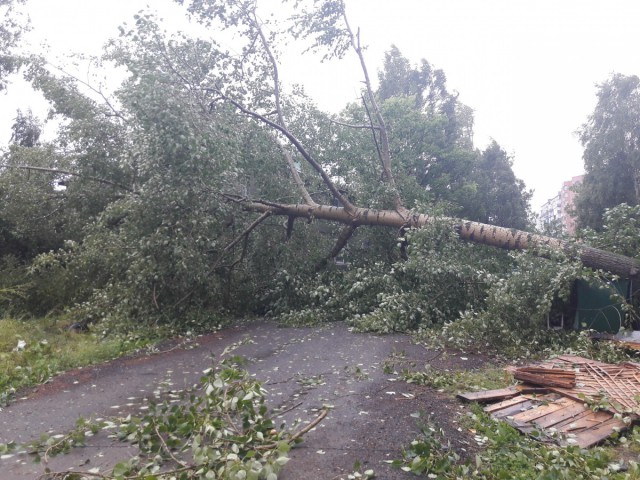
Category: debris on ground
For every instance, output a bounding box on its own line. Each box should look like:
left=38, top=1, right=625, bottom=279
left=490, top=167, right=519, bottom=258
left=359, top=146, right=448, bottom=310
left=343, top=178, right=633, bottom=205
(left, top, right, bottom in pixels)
left=512, top=366, right=576, bottom=388
left=458, top=355, right=640, bottom=448
left=592, top=330, right=640, bottom=351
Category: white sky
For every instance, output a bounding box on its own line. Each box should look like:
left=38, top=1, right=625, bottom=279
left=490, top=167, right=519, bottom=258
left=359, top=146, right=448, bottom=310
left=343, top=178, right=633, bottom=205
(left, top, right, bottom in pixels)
left=2, top=0, right=640, bottom=212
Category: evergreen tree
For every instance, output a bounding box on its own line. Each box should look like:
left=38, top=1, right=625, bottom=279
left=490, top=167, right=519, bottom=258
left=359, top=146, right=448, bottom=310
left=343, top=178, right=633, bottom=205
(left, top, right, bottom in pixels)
left=469, top=141, right=531, bottom=230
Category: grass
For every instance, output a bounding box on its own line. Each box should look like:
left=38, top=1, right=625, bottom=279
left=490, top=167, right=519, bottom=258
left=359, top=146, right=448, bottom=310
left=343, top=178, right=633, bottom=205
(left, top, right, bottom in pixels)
left=401, top=365, right=511, bottom=394
left=397, top=404, right=640, bottom=479
left=0, top=316, right=155, bottom=402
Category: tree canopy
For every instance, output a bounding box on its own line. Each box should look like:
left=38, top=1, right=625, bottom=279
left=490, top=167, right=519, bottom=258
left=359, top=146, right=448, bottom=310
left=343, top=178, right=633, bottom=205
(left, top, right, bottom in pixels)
left=575, top=74, right=640, bottom=230
left=0, top=0, right=638, bottom=335
left=0, top=0, right=28, bottom=90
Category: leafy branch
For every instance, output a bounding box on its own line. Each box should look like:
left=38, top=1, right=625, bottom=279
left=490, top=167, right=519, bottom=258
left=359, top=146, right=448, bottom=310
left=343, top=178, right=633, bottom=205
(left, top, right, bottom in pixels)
left=26, top=359, right=327, bottom=479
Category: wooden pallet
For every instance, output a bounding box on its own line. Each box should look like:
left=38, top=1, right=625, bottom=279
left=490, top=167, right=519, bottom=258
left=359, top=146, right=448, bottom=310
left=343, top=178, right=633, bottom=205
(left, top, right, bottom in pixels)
left=459, top=355, right=639, bottom=447
left=480, top=392, right=626, bottom=448
left=535, top=355, right=640, bottom=413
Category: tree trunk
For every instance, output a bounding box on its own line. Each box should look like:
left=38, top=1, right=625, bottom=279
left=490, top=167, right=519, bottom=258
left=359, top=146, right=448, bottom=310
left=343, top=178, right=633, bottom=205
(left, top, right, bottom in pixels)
left=238, top=199, right=640, bottom=279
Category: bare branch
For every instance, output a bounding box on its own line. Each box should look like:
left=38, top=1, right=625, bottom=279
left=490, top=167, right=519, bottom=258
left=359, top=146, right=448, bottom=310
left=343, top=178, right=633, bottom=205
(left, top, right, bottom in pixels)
left=216, top=92, right=356, bottom=213
left=328, top=224, right=356, bottom=259
left=154, top=423, right=190, bottom=468
left=252, top=10, right=317, bottom=206
left=288, top=408, right=329, bottom=442
left=278, top=143, right=318, bottom=206
left=221, top=234, right=250, bottom=270
left=171, top=211, right=273, bottom=309
left=286, top=215, right=295, bottom=240
left=49, top=63, right=128, bottom=123
left=361, top=94, right=383, bottom=170
left=342, top=11, right=406, bottom=215
left=255, top=408, right=329, bottom=451
left=220, top=211, right=272, bottom=257
left=0, top=164, right=137, bottom=194
left=329, top=117, right=381, bottom=131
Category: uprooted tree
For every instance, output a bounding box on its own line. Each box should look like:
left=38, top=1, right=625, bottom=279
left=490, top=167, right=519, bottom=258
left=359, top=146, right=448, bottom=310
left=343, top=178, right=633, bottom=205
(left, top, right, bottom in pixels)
left=0, top=0, right=638, bottom=327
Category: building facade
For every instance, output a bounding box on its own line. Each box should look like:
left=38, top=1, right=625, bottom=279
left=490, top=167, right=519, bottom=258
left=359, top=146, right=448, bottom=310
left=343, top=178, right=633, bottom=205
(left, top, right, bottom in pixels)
left=539, top=175, right=584, bottom=235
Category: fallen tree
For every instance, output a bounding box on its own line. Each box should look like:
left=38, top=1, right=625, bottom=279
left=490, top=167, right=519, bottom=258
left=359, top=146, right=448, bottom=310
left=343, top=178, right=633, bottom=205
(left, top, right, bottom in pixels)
left=3, top=1, right=638, bottom=325
left=187, top=0, right=638, bottom=280
left=227, top=197, right=640, bottom=279
left=10, top=0, right=640, bottom=282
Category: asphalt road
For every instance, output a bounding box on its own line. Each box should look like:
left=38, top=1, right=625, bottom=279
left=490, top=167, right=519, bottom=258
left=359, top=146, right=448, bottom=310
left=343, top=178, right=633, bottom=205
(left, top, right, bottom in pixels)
left=0, top=320, right=483, bottom=479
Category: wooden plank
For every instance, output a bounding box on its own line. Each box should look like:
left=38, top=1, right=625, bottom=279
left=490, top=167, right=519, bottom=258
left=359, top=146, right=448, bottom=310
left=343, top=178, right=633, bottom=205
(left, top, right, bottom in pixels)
left=548, top=387, right=599, bottom=406
left=518, top=387, right=551, bottom=395
left=491, top=400, right=536, bottom=419
left=483, top=395, right=531, bottom=413
left=534, top=401, right=589, bottom=429
left=573, top=417, right=628, bottom=448
left=515, top=366, right=575, bottom=376
left=457, top=387, right=518, bottom=403
left=554, top=355, right=608, bottom=367
left=513, top=367, right=576, bottom=388
left=551, top=410, right=606, bottom=432
left=511, top=397, right=573, bottom=423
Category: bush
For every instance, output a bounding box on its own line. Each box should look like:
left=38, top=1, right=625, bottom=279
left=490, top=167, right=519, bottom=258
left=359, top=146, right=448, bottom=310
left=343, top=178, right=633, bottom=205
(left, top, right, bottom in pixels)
left=265, top=221, right=510, bottom=332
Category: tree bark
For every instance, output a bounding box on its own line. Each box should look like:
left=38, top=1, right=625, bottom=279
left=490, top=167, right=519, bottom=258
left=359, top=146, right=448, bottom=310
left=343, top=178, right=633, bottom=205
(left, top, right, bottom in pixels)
left=234, top=198, right=640, bottom=279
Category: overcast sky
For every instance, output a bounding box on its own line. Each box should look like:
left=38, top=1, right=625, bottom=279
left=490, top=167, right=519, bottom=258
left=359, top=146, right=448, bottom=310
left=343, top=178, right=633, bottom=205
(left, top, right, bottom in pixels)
left=3, top=0, right=640, bottom=212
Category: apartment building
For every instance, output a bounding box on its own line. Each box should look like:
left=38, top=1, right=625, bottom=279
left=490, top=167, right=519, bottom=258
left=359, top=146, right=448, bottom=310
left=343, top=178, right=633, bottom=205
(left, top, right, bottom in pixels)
left=539, top=175, right=584, bottom=235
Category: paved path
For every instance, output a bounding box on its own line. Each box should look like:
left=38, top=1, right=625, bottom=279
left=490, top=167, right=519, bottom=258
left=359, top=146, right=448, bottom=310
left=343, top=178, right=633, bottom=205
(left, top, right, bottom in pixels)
left=0, top=321, right=481, bottom=479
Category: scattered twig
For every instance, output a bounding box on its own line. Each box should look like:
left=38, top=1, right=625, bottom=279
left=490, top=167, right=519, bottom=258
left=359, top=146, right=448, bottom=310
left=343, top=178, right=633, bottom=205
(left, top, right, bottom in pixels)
left=154, top=422, right=189, bottom=468
left=273, top=401, right=303, bottom=416
left=38, top=471, right=111, bottom=480
left=42, top=432, right=73, bottom=464
left=255, top=408, right=328, bottom=451
left=289, top=408, right=328, bottom=442
left=38, top=466, right=194, bottom=480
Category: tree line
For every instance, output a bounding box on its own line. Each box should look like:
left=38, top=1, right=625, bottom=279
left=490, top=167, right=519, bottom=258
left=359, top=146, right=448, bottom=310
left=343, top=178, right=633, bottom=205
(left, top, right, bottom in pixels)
left=0, top=0, right=638, bottom=335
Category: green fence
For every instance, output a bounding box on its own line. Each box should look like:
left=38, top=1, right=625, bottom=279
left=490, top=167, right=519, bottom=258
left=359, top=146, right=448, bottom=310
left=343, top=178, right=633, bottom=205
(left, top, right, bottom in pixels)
left=573, top=279, right=629, bottom=333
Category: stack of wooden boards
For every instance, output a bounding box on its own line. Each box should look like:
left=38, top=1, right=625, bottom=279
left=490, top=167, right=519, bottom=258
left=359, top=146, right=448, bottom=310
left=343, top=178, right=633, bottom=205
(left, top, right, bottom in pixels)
left=458, top=355, right=640, bottom=448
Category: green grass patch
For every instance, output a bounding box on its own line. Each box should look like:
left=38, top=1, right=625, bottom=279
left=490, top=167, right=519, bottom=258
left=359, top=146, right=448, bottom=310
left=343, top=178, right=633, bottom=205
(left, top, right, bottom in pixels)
left=401, top=366, right=511, bottom=394
left=0, top=316, right=154, bottom=401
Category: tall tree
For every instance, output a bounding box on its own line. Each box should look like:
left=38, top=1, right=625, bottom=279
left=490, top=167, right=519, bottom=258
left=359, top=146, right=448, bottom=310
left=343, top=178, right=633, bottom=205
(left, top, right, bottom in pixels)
left=575, top=73, right=640, bottom=230
left=9, top=108, right=41, bottom=147
left=468, top=141, right=532, bottom=230
left=374, top=51, right=478, bottom=216
left=374, top=48, right=529, bottom=228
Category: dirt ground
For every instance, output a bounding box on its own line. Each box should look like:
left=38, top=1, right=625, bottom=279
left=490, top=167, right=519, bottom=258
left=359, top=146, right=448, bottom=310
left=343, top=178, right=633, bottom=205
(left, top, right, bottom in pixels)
left=0, top=320, right=490, bottom=479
